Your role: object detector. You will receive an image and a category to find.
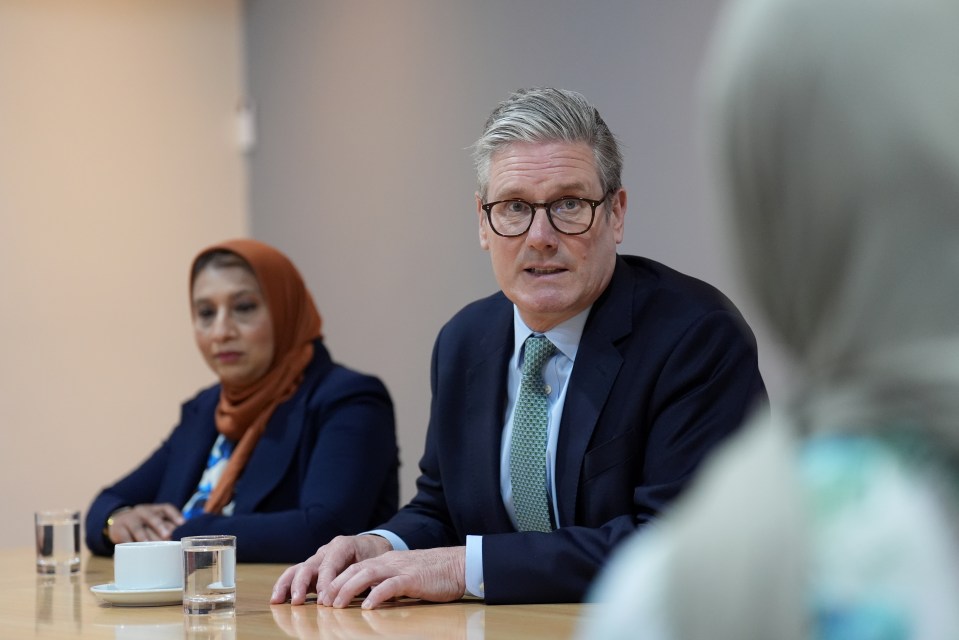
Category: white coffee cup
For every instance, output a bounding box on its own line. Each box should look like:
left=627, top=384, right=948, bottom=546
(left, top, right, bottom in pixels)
left=114, top=541, right=183, bottom=590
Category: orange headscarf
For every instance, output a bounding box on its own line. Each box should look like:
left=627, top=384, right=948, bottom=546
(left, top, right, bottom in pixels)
left=190, top=239, right=323, bottom=514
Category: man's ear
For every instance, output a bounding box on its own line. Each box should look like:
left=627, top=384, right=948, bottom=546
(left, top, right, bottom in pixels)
left=610, top=188, right=627, bottom=244
left=477, top=193, right=490, bottom=250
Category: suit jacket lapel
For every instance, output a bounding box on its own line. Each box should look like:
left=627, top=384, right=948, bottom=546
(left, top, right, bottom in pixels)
left=167, top=395, right=219, bottom=507
left=238, top=398, right=298, bottom=509
left=464, top=299, right=514, bottom=532
left=555, top=257, right=634, bottom=526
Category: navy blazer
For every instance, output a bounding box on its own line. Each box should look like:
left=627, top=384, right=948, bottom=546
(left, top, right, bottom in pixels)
left=383, top=255, right=766, bottom=603
left=85, top=340, right=399, bottom=563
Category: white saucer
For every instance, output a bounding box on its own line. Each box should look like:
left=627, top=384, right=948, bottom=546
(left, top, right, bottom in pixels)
left=207, top=581, right=235, bottom=593
left=90, top=583, right=182, bottom=606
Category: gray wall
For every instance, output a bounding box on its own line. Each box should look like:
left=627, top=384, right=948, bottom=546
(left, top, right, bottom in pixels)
left=243, top=1, right=787, bottom=502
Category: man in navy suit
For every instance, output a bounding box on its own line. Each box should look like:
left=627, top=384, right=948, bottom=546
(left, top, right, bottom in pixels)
left=272, top=88, right=766, bottom=607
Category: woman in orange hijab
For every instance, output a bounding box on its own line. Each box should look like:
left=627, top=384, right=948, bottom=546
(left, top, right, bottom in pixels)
left=85, top=239, right=399, bottom=562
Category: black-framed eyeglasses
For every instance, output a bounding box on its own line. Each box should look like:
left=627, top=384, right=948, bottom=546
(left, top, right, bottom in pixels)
left=481, top=194, right=609, bottom=237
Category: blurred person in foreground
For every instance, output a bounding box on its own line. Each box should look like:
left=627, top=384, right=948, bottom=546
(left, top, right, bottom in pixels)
left=86, top=239, right=399, bottom=563
left=272, top=87, right=766, bottom=607
left=579, top=0, right=959, bottom=637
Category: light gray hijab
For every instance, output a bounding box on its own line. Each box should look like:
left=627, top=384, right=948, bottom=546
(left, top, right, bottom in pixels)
left=583, top=0, right=959, bottom=638
left=675, top=0, right=959, bottom=635
left=711, top=0, right=959, bottom=444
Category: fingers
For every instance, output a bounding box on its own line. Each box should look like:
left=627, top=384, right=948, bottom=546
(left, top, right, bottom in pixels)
left=310, top=535, right=384, bottom=602
left=141, top=525, right=164, bottom=541
left=322, top=560, right=371, bottom=608
left=273, top=542, right=340, bottom=606
left=108, top=510, right=153, bottom=543
left=156, top=503, right=185, bottom=526
left=330, top=562, right=410, bottom=609
left=270, top=563, right=303, bottom=604
left=290, top=556, right=326, bottom=605
left=109, top=521, right=135, bottom=544
left=136, top=505, right=175, bottom=540
left=270, top=536, right=402, bottom=608
left=118, top=521, right=158, bottom=542
left=314, top=535, right=389, bottom=606
left=108, top=504, right=184, bottom=544
left=313, top=540, right=354, bottom=600
left=363, top=576, right=408, bottom=610
left=322, top=549, right=411, bottom=608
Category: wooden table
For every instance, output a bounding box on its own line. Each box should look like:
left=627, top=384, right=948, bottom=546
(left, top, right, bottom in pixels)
left=0, top=547, right=587, bottom=638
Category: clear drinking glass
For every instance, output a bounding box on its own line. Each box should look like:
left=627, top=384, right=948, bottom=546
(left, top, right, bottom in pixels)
left=34, top=509, right=80, bottom=574
left=181, top=535, right=236, bottom=615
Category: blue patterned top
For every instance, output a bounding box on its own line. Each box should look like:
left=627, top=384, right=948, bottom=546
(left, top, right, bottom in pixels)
left=182, top=434, right=237, bottom=519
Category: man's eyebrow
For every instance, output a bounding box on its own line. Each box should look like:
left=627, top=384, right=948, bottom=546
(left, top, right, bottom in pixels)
left=492, top=183, right=594, bottom=200
left=551, top=183, right=593, bottom=196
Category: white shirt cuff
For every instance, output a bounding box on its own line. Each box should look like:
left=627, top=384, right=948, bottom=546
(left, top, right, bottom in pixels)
left=465, top=535, right=485, bottom=599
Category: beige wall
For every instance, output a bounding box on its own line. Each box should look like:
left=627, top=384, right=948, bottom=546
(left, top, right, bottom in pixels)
left=0, top=0, right=248, bottom=549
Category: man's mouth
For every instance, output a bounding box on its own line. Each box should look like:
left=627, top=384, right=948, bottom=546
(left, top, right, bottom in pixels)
left=525, top=267, right=565, bottom=275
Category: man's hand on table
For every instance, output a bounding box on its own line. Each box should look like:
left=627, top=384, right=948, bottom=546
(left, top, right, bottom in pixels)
left=271, top=535, right=467, bottom=610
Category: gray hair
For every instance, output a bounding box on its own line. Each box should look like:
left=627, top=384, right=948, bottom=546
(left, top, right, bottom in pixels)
left=471, top=88, right=622, bottom=200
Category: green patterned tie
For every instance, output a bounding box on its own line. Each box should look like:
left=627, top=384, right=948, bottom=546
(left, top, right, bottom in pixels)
left=510, top=335, right=557, bottom=532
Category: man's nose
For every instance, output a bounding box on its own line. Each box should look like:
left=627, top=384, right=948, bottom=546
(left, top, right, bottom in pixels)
left=525, top=206, right=559, bottom=248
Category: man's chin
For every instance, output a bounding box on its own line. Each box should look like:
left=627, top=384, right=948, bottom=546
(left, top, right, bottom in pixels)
left=513, top=299, right=577, bottom=332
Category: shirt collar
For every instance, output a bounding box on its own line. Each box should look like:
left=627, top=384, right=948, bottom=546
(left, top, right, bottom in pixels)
left=512, top=305, right=591, bottom=364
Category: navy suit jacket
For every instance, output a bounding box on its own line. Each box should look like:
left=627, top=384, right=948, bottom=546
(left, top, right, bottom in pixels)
left=383, top=255, right=766, bottom=603
left=85, top=340, right=399, bottom=563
